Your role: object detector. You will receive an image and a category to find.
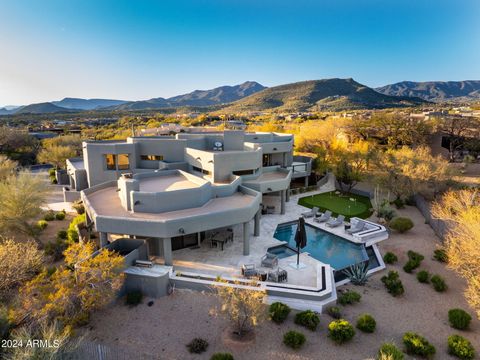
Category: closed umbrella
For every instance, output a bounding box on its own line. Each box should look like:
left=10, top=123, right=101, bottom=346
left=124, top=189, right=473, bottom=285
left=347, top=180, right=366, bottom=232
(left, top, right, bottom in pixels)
left=294, top=216, right=307, bottom=267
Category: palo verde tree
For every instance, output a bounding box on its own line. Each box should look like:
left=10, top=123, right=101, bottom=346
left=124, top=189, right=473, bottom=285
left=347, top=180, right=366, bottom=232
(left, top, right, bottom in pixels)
left=373, top=146, right=450, bottom=200
left=432, top=189, right=480, bottom=318
left=37, top=135, right=82, bottom=169
left=214, top=280, right=266, bottom=337
left=17, top=242, right=125, bottom=327
left=0, top=171, right=50, bottom=242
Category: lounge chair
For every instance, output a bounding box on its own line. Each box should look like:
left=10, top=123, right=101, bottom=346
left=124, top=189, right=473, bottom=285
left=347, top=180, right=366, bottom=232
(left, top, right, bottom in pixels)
left=241, top=264, right=258, bottom=278
left=268, top=267, right=288, bottom=283
left=326, top=215, right=345, bottom=228
left=261, top=253, right=279, bottom=268
left=314, top=210, right=332, bottom=223
left=346, top=220, right=365, bottom=234
left=301, top=207, right=319, bottom=218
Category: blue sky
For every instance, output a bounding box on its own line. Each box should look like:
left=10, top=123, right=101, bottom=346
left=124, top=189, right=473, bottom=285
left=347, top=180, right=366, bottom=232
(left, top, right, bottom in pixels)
left=1, top=0, right=479, bottom=106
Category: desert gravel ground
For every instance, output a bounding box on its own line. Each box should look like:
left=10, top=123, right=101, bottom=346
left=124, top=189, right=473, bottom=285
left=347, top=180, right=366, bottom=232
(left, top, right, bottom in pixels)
left=87, top=206, right=479, bottom=359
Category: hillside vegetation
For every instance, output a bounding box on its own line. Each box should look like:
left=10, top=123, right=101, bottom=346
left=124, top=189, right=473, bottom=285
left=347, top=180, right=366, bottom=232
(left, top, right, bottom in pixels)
left=220, top=78, right=426, bottom=113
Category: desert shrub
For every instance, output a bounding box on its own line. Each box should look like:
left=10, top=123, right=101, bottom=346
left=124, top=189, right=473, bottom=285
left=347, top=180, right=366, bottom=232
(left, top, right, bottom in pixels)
left=416, top=270, right=430, bottom=283
left=72, top=201, right=85, bottom=215
left=57, top=229, right=68, bottom=240
left=328, top=319, right=355, bottom=344
left=403, top=250, right=424, bottom=273
left=381, top=271, right=405, bottom=297
left=343, top=262, right=369, bottom=285
left=186, top=338, right=209, bottom=354
left=283, top=330, right=306, bottom=349
left=269, top=302, right=291, bottom=324
left=448, top=334, right=475, bottom=360
left=337, top=290, right=361, bottom=305
left=55, top=211, right=66, bottom=220
left=356, top=314, right=376, bottom=333
left=294, top=310, right=319, bottom=331
left=67, top=213, right=86, bottom=243
left=383, top=252, right=398, bottom=264
left=43, top=210, right=55, bottom=221
left=37, top=220, right=48, bottom=230
left=431, top=274, right=447, bottom=292
left=378, top=342, right=404, bottom=360
left=44, top=239, right=67, bottom=261
left=389, top=217, right=414, bottom=233
left=211, top=353, right=234, bottom=360
left=377, top=203, right=397, bottom=221
left=126, top=290, right=143, bottom=306
left=326, top=306, right=342, bottom=319
left=448, top=309, right=472, bottom=330
left=433, top=248, right=448, bottom=263
left=392, top=198, right=405, bottom=209
left=402, top=332, right=436, bottom=358
left=48, top=168, right=56, bottom=177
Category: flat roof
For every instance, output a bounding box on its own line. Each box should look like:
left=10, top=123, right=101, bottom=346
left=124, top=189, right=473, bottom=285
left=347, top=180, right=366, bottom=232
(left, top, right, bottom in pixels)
left=85, top=185, right=256, bottom=221
left=138, top=174, right=199, bottom=192
left=245, top=171, right=290, bottom=183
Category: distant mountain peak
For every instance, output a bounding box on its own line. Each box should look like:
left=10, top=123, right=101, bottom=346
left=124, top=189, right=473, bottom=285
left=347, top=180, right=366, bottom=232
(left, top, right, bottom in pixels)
left=220, top=78, right=426, bottom=112
left=376, top=80, right=480, bottom=102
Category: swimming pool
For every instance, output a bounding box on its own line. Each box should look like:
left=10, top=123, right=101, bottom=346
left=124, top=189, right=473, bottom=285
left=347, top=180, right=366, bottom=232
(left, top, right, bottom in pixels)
left=271, top=221, right=369, bottom=271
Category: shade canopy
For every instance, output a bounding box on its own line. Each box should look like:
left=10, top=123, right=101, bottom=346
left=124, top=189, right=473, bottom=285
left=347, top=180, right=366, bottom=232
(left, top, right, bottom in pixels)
left=295, top=216, right=307, bottom=249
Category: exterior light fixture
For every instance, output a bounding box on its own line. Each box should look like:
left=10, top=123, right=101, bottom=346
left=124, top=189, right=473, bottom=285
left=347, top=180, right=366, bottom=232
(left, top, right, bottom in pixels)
left=134, top=200, right=141, bottom=205
left=267, top=187, right=273, bottom=192
left=116, top=188, right=121, bottom=192
left=179, top=228, right=185, bottom=234
left=273, top=147, right=277, bottom=151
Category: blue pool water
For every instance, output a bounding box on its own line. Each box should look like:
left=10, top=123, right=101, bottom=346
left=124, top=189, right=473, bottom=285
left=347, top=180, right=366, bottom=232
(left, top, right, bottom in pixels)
left=271, top=222, right=368, bottom=271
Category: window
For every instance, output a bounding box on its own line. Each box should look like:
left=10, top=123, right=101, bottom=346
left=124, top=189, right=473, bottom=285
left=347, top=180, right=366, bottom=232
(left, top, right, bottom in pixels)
left=232, top=169, right=257, bottom=176
left=105, top=154, right=116, bottom=170
left=117, top=154, right=130, bottom=170
left=141, top=155, right=164, bottom=161
left=192, top=166, right=211, bottom=175
left=105, top=154, right=130, bottom=170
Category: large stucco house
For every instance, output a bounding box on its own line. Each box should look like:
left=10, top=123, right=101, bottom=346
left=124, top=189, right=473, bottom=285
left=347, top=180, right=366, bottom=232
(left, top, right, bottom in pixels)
left=65, top=130, right=312, bottom=265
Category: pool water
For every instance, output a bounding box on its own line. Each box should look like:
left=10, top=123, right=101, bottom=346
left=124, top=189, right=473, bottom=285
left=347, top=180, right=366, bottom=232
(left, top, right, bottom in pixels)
left=271, top=222, right=368, bottom=271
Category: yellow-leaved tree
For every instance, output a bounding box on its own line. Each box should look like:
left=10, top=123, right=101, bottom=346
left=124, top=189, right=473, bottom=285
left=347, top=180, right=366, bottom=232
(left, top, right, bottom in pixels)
left=432, top=189, right=480, bottom=318
left=18, top=242, right=125, bottom=327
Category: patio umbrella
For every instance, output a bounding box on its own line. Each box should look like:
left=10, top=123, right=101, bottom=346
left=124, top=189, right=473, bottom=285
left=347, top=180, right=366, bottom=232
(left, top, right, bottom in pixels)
left=294, top=216, right=307, bottom=267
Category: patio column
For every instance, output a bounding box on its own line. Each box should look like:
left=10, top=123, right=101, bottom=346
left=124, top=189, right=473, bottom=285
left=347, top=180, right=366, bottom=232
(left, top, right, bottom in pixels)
left=304, top=176, right=309, bottom=187
left=286, top=186, right=290, bottom=202
left=197, top=232, right=201, bottom=246
left=280, top=190, right=286, bottom=215
left=163, top=237, right=173, bottom=266
left=254, top=209, right=261, bottom=237
left=243, top=221, right=250, bottom=255
left=99, top=232, right=108, bottom=248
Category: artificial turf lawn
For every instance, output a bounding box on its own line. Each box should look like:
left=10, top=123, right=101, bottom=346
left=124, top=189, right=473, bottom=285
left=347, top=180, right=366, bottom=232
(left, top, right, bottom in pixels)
left=298, top=191, right=373, bottom=220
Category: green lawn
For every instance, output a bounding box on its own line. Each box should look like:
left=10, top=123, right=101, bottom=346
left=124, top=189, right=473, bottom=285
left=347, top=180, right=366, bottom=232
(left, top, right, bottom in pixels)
left=298, top=191, right=373, bottom=220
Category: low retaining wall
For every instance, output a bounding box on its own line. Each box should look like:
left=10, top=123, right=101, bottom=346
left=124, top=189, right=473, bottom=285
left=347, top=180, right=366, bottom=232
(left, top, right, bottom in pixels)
left=413, top=194, right=448, bottom=241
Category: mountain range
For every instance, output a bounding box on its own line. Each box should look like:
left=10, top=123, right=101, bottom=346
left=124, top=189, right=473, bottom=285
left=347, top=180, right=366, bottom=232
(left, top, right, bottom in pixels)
left=375, top=80, right=480, bottom=102
left=111, top=81, right=265, bottom=110
left=220, top=78, right=426, bottom=112
left=1, top=79, right=480, bottom=115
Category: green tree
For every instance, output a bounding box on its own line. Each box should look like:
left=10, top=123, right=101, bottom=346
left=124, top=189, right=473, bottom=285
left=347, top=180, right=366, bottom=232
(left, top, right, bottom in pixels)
left=0, top=172, right=50, bottom=241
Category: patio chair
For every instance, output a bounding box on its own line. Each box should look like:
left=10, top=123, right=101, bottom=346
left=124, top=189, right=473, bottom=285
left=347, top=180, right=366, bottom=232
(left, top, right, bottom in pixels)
left=301, top=206, right=319, bottom=218
left=268, top=267, right=288, bottom=283
left=241, top=264, right=258, bottom=278
left=346, top=220, right=366, bottom=234
left=314, top=210, right=332, bottom=223
left=261, top=253, right=279, bottom=268
left=326, top=215, right=345, bottom=228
